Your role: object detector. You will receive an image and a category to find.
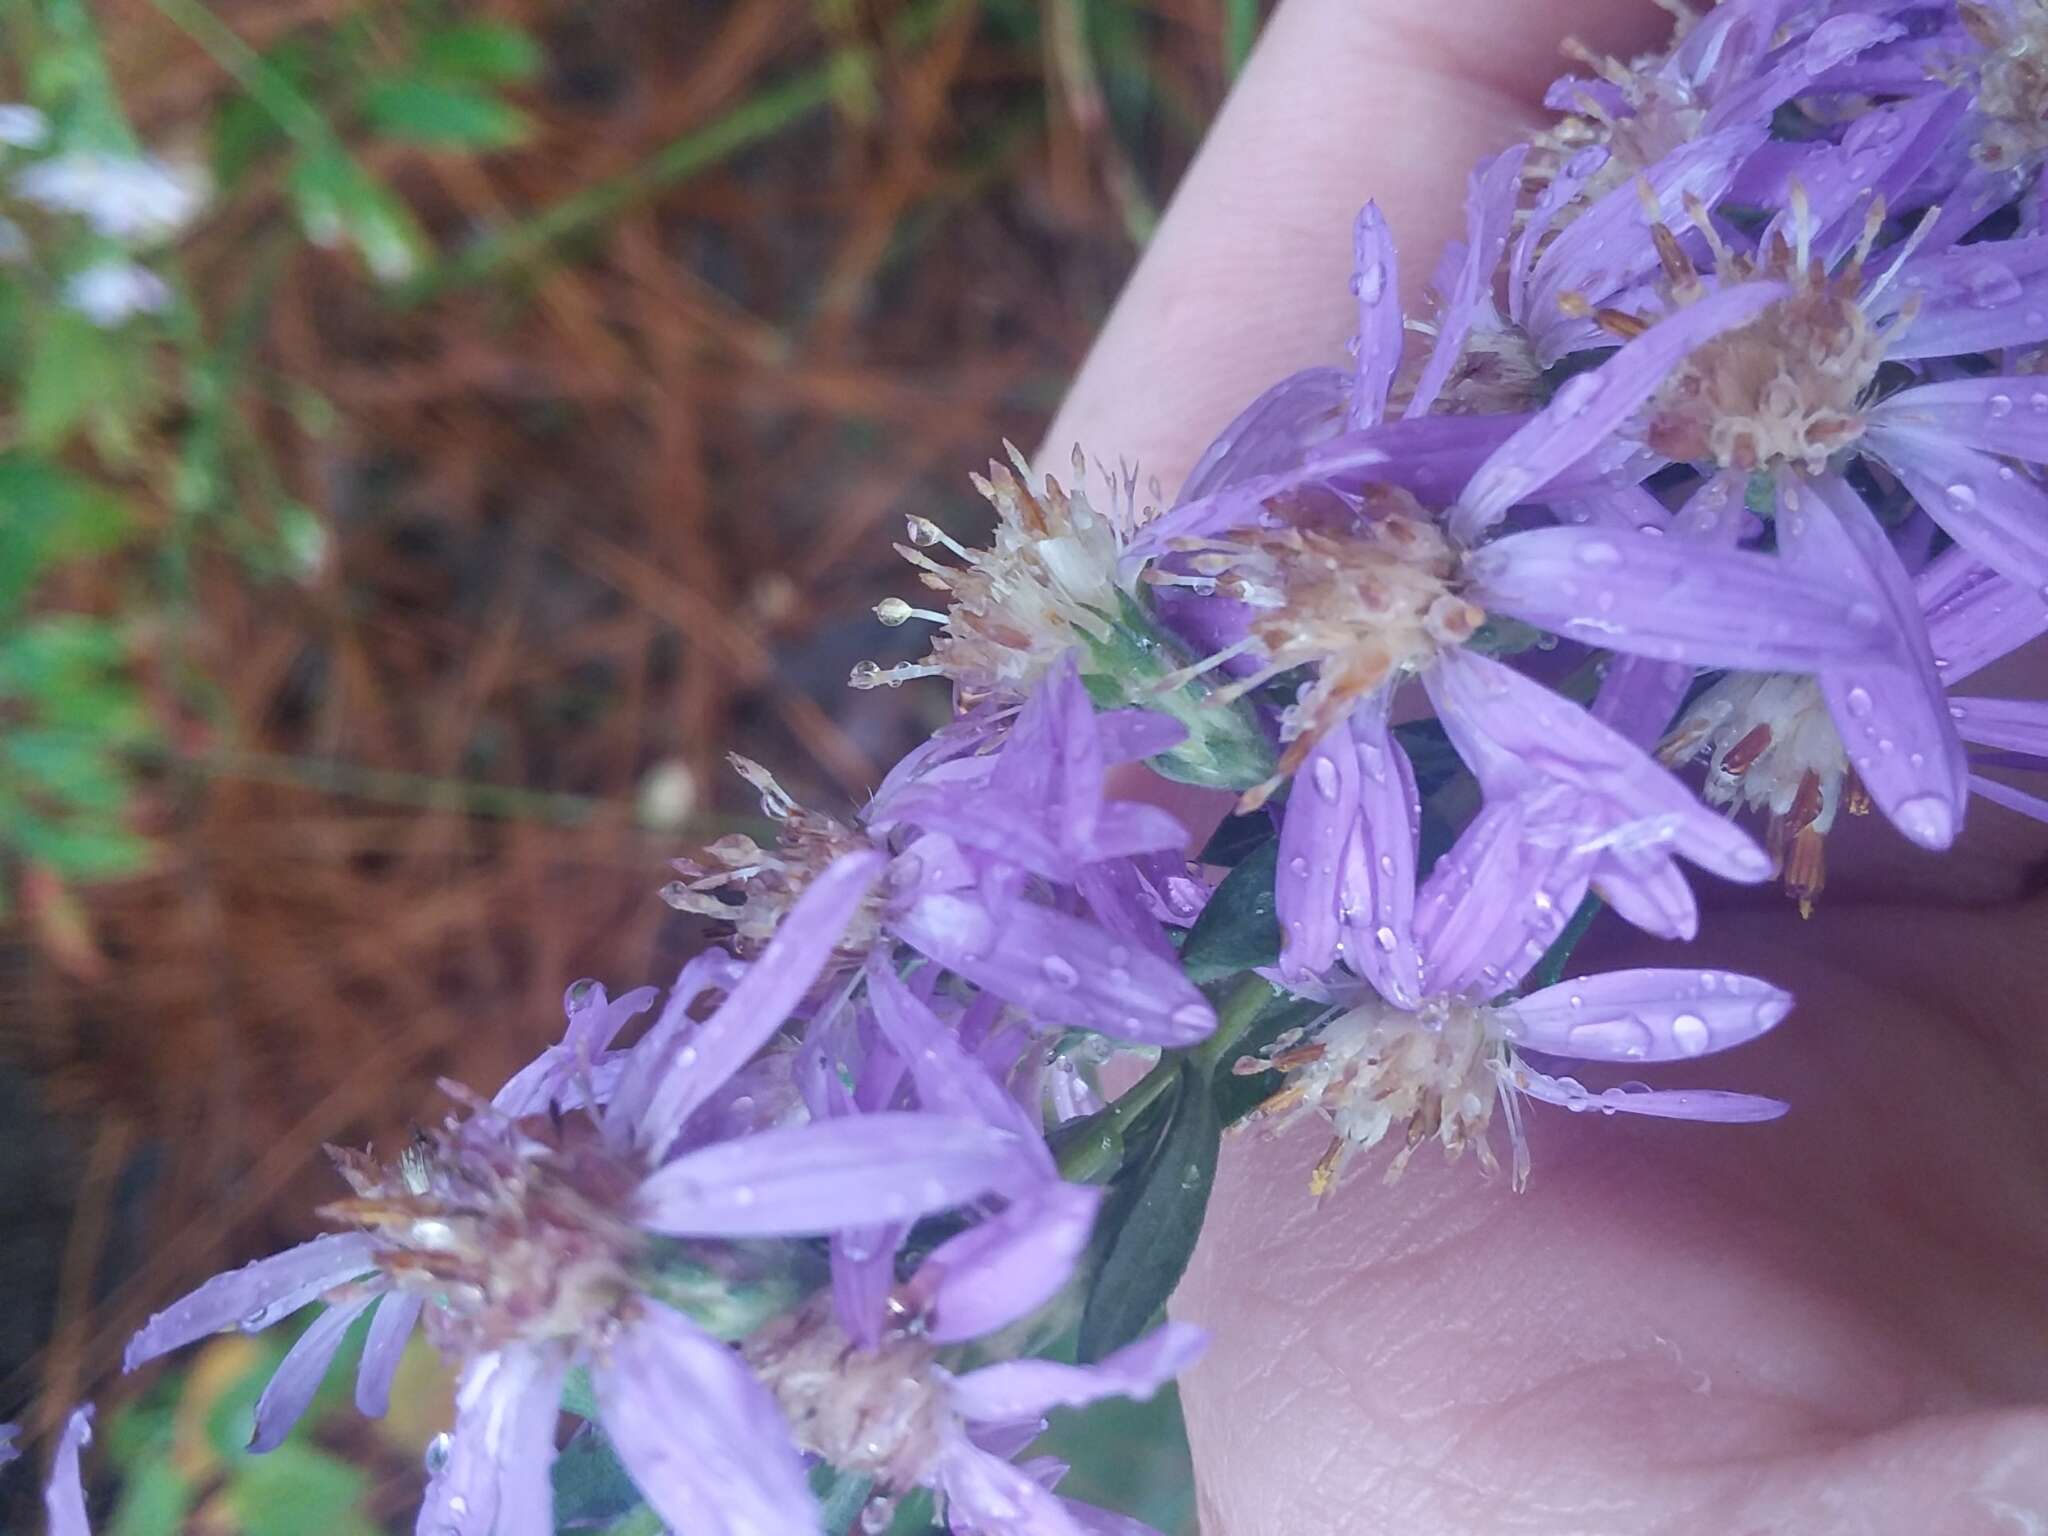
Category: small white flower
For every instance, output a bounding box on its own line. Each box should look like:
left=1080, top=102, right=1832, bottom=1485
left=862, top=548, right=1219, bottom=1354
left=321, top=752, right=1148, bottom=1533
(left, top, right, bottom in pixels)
left=15, top=151, right=208, bottom=243
left=0, top=104, right=49, bottom=149
left=62, top=260, right=172, bottom=326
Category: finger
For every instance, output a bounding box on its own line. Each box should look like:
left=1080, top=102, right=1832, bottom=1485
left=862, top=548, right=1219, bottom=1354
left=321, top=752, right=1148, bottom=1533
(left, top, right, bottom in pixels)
left=1038, top=0, right=1666, bottom=494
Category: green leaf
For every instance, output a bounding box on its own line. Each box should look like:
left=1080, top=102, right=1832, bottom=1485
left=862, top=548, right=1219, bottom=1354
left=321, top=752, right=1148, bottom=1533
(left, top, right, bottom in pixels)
left=363, top=77, right=530, bottom=148
left=1212, top=992, right=1328, bottom=1127
left=1176, top=836, right=1279, bottom=983
left=553, top=1424, right=643, bottom=1529
left=419, top=22, right=544, bottom=84
left=3, top=731, right=129, bottom=812
left=1197, top=808, right=1275, bottom=866
left=13, top=817, right=151, bottom=880
left=1078, top=1061, right=1221, bottom=1363
left=288, top=149, right=429, bottom=282
left=18, top=310, right=127, bottom=452
left=0, top=453, right=131, bottom=611
left=107, top=1454, right=193, bottom=1536
left=227, top=1443, right=376, bottom=1536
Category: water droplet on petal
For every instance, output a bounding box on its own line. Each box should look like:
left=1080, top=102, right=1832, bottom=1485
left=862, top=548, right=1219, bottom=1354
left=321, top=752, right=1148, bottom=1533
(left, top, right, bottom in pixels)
left=1311, top=757, right=1341, bottom=801
left=1945, top=482, right=1979, bottom=513
left=1374, top=925, right=1398, bottom=952
left=1041, top=955, right=1080, bottom=989
left=1989, top=393, right=2015, bottom=419
left=1844, top=685, right=1874, bottom=718
left=1288, top=855, right=1310, bottom=877
left=1892, top=793, right=1955, bottom=848
left=1574, top=539, right=1623, bottom=568
left=424, top=1434, right=453, bottom=1475
left=1670, top=1013, right=1711, bottom=1057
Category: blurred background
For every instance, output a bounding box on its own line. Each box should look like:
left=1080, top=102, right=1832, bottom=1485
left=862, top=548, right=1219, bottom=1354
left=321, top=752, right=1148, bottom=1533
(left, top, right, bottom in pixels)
left=0, top=0, right=1267, bottom=1527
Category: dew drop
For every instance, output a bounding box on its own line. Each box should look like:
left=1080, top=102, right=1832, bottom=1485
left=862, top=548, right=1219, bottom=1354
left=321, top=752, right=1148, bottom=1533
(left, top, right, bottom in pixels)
left=1311, top=757, right=1341, bottom=801
left=1355, top=260, right=1387, bottom=304
left=424, top=1434, right=453, bottom=1475
left=1990, top=393, right=2015, bottom=419
left=1844, top=685, right=1874, bottom=718
left=1573, top=538, right=1623, bottom=568
left=1670, top=1013, right=1711, bottom=1057
left=730, top=1184, right=758, bottom=1207
left=1945, top=482, right=1979, bottom=513
left=1960, top=261, right=2021, bottom=308
left=1041, top=955, right=1080, bottom=989
left=1288, top=855, right=1310, bottom=877
left=240, top=1305, right=273, bottom=1333
left=1374, top=925, right=1398, bottom=952
left=1552, top=372, right=1604, bottom=417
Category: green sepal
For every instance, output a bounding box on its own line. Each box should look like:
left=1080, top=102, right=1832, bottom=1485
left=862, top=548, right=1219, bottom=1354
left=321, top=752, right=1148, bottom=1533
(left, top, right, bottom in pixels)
left=1079, top=592, right=1276, bottom=791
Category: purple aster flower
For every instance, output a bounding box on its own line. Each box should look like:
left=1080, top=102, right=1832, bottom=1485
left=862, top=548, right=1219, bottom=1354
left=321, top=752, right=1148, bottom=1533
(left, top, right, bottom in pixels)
left=1664, top=543, right=2048, bottom=906
left=125, top=856, right=1036, bottom=1536
left=1239, top=840, right=1794, bottom=1193
left=1469, top=174, right=2048, bottom=867
left=1128, top=211, right=1892, bottom=987
left=748, top=1295, right=1203, bottom=1536
left=667, top=657, right=1217, bottom=1046
left=849, top=444, right=1155, bottom=702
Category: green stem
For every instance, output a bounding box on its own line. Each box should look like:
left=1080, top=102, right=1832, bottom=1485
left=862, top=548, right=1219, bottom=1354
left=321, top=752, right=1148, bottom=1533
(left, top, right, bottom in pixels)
left=1526, top=893, right=1606, bottom=994
left=150, top=0, right=346, bottom=154
left=1055, top=972, right=1274, bottom=1181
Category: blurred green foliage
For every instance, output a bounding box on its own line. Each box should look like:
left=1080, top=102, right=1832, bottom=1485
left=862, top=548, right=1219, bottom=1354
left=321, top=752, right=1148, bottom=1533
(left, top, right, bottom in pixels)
left=0, top=0, right=536, bottom=929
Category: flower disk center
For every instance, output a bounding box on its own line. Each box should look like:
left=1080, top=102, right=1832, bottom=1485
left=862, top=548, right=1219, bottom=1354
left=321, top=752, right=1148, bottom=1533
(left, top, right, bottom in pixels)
left=745, top=1301, right=949, bottom=1493
left=1644, top=283, right=1884, bottom=474
left=326, top=1118, right=647, bottom=1358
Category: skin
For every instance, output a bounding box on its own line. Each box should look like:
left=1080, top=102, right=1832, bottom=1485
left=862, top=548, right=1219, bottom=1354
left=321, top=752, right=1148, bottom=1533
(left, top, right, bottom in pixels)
left=1041, top=2, right=2048, bottom=1531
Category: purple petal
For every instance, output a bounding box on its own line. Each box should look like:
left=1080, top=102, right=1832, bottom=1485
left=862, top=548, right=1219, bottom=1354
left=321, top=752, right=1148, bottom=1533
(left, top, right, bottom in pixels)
left=494, top=982, right=659, bottom=1116
left=355, top=1290, right=424, bottom=1419
left=1465, top=524, right=1898, bottom=673
left=1522, top=128, right=1767, bottom=350
left=1, top=1422, right=17, bottom=1470
left=1177, top=368, right=1351, bottom=502
left=946, top=1323, right=1206, bottom=1425
left=1970, top=773, right=2048, bottom=824
left=1875, top=239, right=2048, bottom=359
left=1866, top=425, right=2048, bottom=592
left=45, top=1406, right=92, bottom=1536
left=1590, top=850, right=1698, bottom=942
left=832, top=1222, right=906, bottom=1351
left=864, top=956, right=1045, bottom=1150
left=1507, top=969, right=1792, bottom=1062
left=1591, top=656, right=1693, bottom=749
left=1950, top=697, right=2048, bottom=755
left=595, top=1302, right=813, bottom=1536
left=1779, top=472, right=1967, bottom=849
left=636, top=1113, right=1023, bottom=1237
left=1513, top=1065, right=1791, bottom=1123
left=1869, top=376, right=2048, bottom=462
left=1276, top=724, right=1355, bottom=981
left=417, top=1346, right=567, bottom=1536
left=1334, top=705, right=1424, bottom=1008
left=628, top=849, right=886, bottom=1158
left=1349, top=203, right=1402, bottom=427
left=1407, top=147, right=1526, bottom=419
left=938, top=1442, right=1089, bottom=1536
left=909, top=1182, right=1102, bottom=1344
left=1093, top=707, right=1188, bottom=766
left=125, top=1232, right=378, bottom=1371
left=249, top=1293, right=377, bottom=1453
left=1414, top=797, right=1589, bottom=999
left=896, top=893, right=1215, bottom=1045
left=1918, top=549, right=2048, bottom=685
left=1427, top=648, right=1773, bottom=885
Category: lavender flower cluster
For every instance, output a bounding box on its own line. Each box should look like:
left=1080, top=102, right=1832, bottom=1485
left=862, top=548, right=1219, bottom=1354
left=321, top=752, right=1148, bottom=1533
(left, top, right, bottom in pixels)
left=16, top=2, right=2048, bottom=1532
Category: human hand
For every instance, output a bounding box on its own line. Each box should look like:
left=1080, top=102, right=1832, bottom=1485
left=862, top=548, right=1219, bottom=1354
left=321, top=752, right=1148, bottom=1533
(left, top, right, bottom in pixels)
left=1046, top=3, right=2048, bottom=1530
